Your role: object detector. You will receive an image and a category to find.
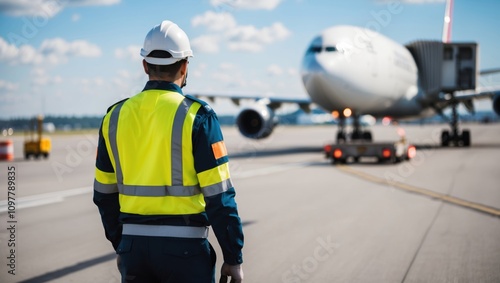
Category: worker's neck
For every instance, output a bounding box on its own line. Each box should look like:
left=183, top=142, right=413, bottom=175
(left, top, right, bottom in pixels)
left=148, top=75, right=183, bottom=88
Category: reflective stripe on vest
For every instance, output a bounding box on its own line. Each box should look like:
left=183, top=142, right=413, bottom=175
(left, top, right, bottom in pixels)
left=118, top=184, right=201, bottom=197
left=202, top=178, right=233, bottom=197
left=108, top=96, right=204, bottom=215
left=122, top=224, right=209, bottom=238
left=94, top=168, right=119, bottom=194
left=93, top=179, right=118, bottom=194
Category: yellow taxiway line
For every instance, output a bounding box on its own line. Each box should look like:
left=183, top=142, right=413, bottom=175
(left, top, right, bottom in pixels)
left=337, top=165, right=500, bottom=217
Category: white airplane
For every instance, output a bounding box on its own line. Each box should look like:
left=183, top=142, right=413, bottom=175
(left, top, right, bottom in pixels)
left=191, top=0, right=500, bottom=147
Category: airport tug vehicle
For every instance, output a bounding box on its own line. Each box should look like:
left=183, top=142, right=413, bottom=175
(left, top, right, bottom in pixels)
left=24, top=115, right=51, bottom=159
left=323, top=125, right=416, bottom=164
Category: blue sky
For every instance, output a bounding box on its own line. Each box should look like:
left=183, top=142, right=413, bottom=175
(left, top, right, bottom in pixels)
left=0, top=0, right=499, bottom=119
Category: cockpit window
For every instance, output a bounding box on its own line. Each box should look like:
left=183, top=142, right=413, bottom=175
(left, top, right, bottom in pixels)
left=308, top=46, right=322, bottom=53
left=307, top=46, right=337, bottom=54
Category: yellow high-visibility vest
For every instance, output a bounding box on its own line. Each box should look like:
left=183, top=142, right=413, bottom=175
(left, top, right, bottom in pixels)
left=98, top=87, right=212, bottom=215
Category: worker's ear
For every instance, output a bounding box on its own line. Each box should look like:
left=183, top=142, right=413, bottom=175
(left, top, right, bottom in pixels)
left=142, top=60, right=149, bottom=75
left=180, top=60, right=188, bottom=76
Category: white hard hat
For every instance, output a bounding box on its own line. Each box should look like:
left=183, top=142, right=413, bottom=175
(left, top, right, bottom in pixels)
left=140, top=20, right=193, bottom=65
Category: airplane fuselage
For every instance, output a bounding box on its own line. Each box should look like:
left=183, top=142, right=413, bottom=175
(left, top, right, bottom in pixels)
left=301, top=25, right=435, bottom=119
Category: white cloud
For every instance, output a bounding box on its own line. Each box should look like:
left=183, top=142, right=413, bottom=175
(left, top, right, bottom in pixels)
left=115, top=45, right=142, bottom=62
left=210, top=0, right=282, bottom=10
left=226, top=42, right=261, bottom=52
left=0, top=0, right=120, bottom=17
left=219, top=62, right=236, bottom=71
left=211, top=72, right=248, bottom=88
left=18, top=44, right=43, bottom=64
left=226, top=22, right=291, bottom=52
left=191, top=9, right=291, bottom=54
left=287, top=67, right=298, bottom=76
left=0, top=80, right=19, bottom=91
left=80, top=77, right=105, bottom=87
left=200, top=63, right=247, bottom=87
left=0, top=36, right=101, bottom=65
left=0, top=38, right=43, bottom=64
left=191, top=63, right=208, bottom=78
left=40, top=38, right=101, bottom=64
left=72, top=13, right=81, bottom=22
left=192, top=11, right=237, bottom=31
left=267, top=65, right=298, bottom=77
left=0, top=38, right=18, bottom=60
left=0, top=0, right=62, bottom=17
left=191, top=35, right=220, bottom=54
left=32, top=74, right=62, bottom=86
left=70, top=0, right=120, bottom=6
left=111, top=69, right=147, bottom=99
left=52, top=75, right=62, bottom=84
left=377, top=0, right=445, bottom=3
left=40, top=38, right=101, bottom=56
left=267, top=64, right=283, bottom=76
left=31, top=68, right=63, bottom=86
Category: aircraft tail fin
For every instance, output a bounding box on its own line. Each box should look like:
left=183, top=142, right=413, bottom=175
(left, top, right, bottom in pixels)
left=442, top=0, right=453, bottom=43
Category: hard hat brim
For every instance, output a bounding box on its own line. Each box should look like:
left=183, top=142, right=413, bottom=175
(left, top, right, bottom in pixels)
left=143, top=56, right=184, bottom=65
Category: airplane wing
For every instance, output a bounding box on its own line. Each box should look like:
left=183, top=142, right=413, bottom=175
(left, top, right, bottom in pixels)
left=480, top=68, right=500, bottom=75
left=436, top=87, right=500, bottom=114
left=188, top=92, right=313, bottom=112
left=435, top=65, right=500, bottom=114
left=187, top=92, right=314, bottom=139
left=455, top=88, right=500, bottom=101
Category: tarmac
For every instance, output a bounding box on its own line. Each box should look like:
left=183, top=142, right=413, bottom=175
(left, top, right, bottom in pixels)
left=0, top=123, right=499, bottom=283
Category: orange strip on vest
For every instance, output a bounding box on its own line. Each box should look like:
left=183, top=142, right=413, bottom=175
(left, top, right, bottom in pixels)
left=211, top=141, right=228, bottom=160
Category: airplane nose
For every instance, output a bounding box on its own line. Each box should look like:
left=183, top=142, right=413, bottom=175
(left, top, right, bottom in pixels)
left=301, top=52, right=345, bottom=109
left=301, top=47, right=384, bottom=114
left=302, top=52, right=334, bottom=77
left=302, top=54, right=331, bottom=89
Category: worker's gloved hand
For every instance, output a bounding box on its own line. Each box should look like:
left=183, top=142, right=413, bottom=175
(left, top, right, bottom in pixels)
left=219, top=263, right=243, bottom=283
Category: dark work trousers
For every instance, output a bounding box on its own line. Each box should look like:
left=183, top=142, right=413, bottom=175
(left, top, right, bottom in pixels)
left=117, top=235, right=216, bottom=283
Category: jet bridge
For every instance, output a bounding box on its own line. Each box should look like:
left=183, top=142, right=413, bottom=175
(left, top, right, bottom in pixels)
left=405, top=41, right=478, bottom=100
left=405, top=41, right=479, bottom=147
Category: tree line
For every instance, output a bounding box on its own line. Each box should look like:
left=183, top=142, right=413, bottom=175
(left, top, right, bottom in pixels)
left=0, top=116, right=103, bottom=131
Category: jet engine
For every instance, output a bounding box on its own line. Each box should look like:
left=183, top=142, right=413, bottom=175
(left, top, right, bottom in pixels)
left=493, top=94, right=500, bottom=116
left=236, top=103, right=277, bottom=139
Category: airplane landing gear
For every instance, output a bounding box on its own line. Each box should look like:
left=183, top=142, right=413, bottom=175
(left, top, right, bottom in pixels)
left=441, top=100, right=471, bottom=147
left=336, top=114, right=373, bottom=143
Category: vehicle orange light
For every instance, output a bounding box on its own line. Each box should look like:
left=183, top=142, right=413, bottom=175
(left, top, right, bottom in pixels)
left=331, top=111, right=339, bottom=119
left=407, top=145, right=417, bottom=159
left=382, top=148, right=391, bottom=158
left=333, top=148, right=343, bottom=159
left=324, top=144, right=332, bottom=153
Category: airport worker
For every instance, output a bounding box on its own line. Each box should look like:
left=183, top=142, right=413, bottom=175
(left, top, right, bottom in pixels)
left=93, top=20, right=244, bottom=283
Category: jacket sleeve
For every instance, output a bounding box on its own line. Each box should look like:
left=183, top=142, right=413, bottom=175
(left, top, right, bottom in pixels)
left=193, top=110, right=244, bottom=265
left=93, top=121, right=122, bottom=251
